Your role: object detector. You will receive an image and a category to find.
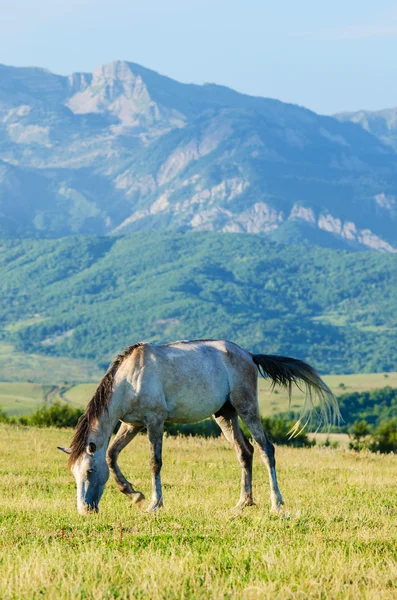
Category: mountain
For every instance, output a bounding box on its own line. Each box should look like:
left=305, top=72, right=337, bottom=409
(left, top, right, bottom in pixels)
left=1, top=232, right=396, bottom=378
left=335, top=106, right=397, bottom=151
left=1, top=60, right=396, bottom=251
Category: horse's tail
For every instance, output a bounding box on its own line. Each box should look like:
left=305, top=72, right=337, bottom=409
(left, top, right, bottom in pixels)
left=251, top=353, right=341, bottom=436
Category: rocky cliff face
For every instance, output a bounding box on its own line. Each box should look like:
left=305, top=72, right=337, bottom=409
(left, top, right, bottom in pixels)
left=0, top=60, right=396, bottom=251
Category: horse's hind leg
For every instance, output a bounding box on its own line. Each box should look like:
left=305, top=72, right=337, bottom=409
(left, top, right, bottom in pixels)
left=231, top=388, right=284, bottom=513
left=146, top=416, right=164, bottom=512
left=106, top=422, right=145, bottom=505
left=214, top=402, right=255, bottom=510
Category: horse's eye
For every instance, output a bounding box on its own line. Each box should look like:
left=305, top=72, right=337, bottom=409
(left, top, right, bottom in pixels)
left=87, top=469, right=94, bottom=476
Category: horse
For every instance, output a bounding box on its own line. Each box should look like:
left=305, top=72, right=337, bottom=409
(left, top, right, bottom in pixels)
left=58, top=339, right=339, bottom=515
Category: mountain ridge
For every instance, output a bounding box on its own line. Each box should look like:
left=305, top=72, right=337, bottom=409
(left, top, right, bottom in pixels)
left=0, top=60, right=396, bottom=251
left=335, top=105, right=397, bottom=151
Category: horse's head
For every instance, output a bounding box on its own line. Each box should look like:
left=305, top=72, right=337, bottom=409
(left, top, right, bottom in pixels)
left=58, top=442, right=109, bottom=514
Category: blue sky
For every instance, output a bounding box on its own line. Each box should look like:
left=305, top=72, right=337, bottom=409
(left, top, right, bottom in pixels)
left=1, top=0, right=396, bottom=114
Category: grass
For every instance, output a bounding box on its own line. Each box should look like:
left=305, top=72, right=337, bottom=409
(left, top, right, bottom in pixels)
left=1, top=371, right=397, bottom=418
left=0, top=342, right=102, bottom=384
left=0, top=381, right=49, bottom=416
left=0, top=424, right=397, bottom=599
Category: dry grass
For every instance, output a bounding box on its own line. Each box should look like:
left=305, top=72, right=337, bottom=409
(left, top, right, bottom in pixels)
left=1, top=424, right=397, bottom=599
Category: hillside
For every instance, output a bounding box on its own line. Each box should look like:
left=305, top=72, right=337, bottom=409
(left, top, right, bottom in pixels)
left=0, top=232, right=395, bottom=379
left=0, top=61, right=396, bottom=251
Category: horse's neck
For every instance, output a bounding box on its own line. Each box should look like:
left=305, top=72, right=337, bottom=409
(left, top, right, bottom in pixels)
left=89, top=389, right=124, bottom=452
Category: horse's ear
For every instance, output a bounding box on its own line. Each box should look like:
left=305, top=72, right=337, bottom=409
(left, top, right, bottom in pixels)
left=57, top=446, right=72, bottom=455
left=87, top=442, right=96, bottom=455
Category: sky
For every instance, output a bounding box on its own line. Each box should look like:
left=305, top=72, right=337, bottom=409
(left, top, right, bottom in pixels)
left=1, top=0, right=396, bottom=115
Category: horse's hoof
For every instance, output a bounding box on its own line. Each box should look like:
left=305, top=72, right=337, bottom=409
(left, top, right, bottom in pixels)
left=270, top=503, right=284, bottom=515
left=233, top=498, right=256, bottom=513
left=130, top=491, right=145, bottom=505
left=146, top=501, right=163, bottom=512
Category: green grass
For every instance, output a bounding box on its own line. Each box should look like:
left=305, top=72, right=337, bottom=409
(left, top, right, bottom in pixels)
left=0, top=424, right=396, bottom=599
left=0, top=381, right=48, bottom=416
left=0, top=342, right=102, bottom=384
left=62, top=383, right=99, bottom=406
left=1, top=371, right=397, bottom=417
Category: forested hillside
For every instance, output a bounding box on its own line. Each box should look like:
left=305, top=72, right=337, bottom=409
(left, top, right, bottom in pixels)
left=1, top=232, right=395, bottom=377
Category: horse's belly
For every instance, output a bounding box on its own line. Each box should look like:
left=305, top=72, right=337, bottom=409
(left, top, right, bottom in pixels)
left=164, top=380, right=228, bottom=424
left=165, top=395, right=225, bottom=423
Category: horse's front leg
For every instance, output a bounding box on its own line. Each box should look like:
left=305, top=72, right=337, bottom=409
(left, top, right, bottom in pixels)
left=146, top=416, right=165, bottom=511
left=106, top=422, right=145, bottom=505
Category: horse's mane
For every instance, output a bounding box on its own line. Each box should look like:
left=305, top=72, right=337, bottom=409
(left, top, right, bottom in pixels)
left=68, top=342, right=145, bottom=467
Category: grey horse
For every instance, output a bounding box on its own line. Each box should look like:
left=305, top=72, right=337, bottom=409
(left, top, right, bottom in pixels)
left=58, top=339, right=339, bottom=514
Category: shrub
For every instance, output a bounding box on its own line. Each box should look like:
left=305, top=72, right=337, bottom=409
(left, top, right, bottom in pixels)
left=0, top=407, right=9, bottom=424
left=24, top=402, right=83, bottom=428
left=321, top=436, right=339, bottom=449
left=349, top=420, right=372, bottom=451
left=370, top=419, right=397, bottom=453
left=348, top=418, right=397, bottom=454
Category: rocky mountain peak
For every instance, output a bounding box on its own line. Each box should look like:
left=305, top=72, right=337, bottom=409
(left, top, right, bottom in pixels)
left=65, top=60, right=185, bottom=128
left=92, top=60, right=138, bottom=83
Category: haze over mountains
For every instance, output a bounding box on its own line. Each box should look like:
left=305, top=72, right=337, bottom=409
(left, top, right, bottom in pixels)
left=1, top=60, right=396, bottom=252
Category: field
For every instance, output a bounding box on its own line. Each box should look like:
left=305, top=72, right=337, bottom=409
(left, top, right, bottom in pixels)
left=1, top=424, right=397, bottom=599
left=0, top=342, right=102, bottom=385
left=1, top=371, right=396, bottom=418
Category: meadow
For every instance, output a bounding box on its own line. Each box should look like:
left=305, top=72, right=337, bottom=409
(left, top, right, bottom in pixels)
left=1, top=424, right=397, bottom=599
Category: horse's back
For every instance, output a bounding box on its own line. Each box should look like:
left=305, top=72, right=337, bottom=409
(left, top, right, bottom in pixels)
left=137, top=340, right=256, bottom=424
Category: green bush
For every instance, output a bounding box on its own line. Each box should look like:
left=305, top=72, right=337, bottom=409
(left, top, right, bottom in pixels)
left=348, top=418, right=397, bottom=454
left=320, top=437, right=339, bottom=449
left=0, top=407, right=9, bottom=424
left=23, top=402, right=83, bottom=428
left=348, top=420, right=372, bottom=451
left=370, top=419, right=397, bottom=453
